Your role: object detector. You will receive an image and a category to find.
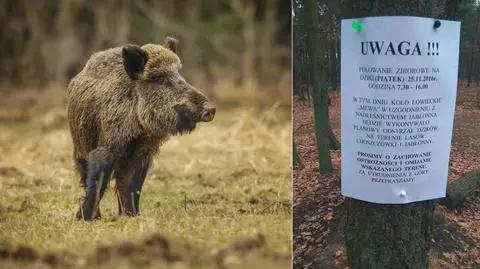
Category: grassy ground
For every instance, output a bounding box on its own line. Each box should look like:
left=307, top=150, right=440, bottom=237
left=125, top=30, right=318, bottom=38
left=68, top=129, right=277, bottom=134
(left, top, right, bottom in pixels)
left=0, top=99, right=292, bottom=268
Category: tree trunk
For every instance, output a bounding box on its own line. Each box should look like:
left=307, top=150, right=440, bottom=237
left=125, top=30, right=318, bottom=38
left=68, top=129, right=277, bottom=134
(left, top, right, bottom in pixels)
left=467, top=50, right=474, bottom=87
left=312, top=89, right=333, bottom=173
left=259, top=0, right=277, bottom=85
left=444, top=0, right=462, bottom=20
left=326, top=37, right=339, bottom=148
left=458, top=46, right=464, bottom=87
left=231, top=0, right=257, bottom=95
left=328, top=126, right=340, bottom=150
left=305, top=0, right=333, bottom=174
left=464, top=6, right=480, bottom=87
left=330, top=40, right=338, bottom=91
left=345, top=199, right=435, bottom=269
left=344, top=1, right=437, bottom=268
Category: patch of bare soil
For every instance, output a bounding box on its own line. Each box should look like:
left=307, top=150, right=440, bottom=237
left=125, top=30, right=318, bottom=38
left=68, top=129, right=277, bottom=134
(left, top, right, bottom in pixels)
left=293, top=88, right=480, bottom=269
left=0, top=86, right=66, bottom=123
left=0, top=233, right=290, bottom=269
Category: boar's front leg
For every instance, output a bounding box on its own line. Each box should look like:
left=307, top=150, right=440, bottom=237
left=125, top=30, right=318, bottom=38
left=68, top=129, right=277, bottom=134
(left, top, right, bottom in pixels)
left=129, top=161, right=151, bottom=215
left=77, top=147, right=115, bottom=221
left=115, top=137, right=158, bottom=217
left=116, top=160, right=151, bottom=216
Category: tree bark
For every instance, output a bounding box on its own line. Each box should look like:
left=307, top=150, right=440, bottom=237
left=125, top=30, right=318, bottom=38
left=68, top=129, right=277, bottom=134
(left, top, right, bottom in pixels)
left=305, top=0, right=333, bottom=174
left=330, top=40, right=338, bottom=91
left=344, top=1, right=437, bottom=268
left=444, top=0, right=462, bottom=20
left=345, top=199, right=435, bottom=269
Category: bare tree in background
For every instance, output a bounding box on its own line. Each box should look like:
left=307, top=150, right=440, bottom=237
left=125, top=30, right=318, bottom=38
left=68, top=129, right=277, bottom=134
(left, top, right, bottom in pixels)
left=0, top=0, right=291, bottom=109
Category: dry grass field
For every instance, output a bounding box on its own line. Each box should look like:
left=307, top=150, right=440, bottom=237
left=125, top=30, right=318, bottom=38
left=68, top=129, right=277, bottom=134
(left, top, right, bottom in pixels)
left=0, top=88, right=292, bottom=268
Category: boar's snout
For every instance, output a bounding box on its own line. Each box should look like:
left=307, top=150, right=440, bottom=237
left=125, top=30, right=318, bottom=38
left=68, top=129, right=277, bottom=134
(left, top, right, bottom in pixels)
left=201, top=106, right=216, bottom=122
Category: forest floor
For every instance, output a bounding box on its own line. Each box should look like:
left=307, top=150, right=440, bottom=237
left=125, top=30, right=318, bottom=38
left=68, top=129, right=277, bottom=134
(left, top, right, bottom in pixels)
left=293, top=86, right=480, bottom=269
left=0, top=87, right=292, bottom=269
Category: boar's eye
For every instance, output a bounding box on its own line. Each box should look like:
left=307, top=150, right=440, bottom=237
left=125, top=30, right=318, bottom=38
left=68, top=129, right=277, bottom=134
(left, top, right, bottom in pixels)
left=151, top=74, right=166, bottom=83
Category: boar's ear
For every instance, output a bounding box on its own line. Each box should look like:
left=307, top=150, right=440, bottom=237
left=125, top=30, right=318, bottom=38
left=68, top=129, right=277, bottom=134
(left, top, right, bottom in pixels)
left=122, top=45, right=149, bottom=80
left=163, top=37, right=178, bottom=54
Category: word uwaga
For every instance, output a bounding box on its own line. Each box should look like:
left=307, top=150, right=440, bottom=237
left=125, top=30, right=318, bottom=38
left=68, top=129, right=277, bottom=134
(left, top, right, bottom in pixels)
left=361, top=41, right=437, bottom=56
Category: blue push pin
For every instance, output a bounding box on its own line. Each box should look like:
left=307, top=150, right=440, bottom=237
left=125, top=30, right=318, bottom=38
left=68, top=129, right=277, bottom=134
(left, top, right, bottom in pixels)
left=433, top=20, right=441, bottom=30
left=352, top=20, right=362, bottom=32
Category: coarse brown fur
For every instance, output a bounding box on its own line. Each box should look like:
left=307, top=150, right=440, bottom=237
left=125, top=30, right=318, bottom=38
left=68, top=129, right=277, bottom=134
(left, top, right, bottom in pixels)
left=66, top=37, right=216, bottom=220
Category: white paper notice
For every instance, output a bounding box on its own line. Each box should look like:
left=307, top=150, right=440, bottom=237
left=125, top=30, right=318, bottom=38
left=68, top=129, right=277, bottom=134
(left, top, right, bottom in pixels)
left=341, top=16, right=461, bottom=204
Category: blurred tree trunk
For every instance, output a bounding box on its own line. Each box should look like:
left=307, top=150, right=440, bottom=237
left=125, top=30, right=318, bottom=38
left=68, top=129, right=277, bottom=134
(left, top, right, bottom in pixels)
left=0, top=0, right=291, bottom=95
left=292, top=3, right=310, bottom=100
left=468, top=9, right=480, bottom=87
left=467, top=45, right=474, bottom=86
left=344, top=1, right=436, bottom=268
left=259, top=0, right=278, bottom=85
left=340, top=0, right=375, bottom=18
left=327, top=40, right=340, bottom=150
left=183, top=0, right=202, bottom=84
left=474, top=10, right=480, bottom=83
left=458, top=44, right=464, bottom=87
left=444, top=0, right=462, bottom=20
left=305, top=0, right=332, bottom=174
left=53, top=0, right=85, bottom=85
left=231, top=0, right=257, bottom=89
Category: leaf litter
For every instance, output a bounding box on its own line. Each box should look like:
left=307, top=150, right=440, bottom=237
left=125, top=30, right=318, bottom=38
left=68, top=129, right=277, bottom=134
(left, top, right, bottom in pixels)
left=293, top=87, right=480, bottom=269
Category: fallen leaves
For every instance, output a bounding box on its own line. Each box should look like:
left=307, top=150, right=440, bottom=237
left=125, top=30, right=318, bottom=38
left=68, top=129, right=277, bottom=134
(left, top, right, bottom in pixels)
left=293, top=87, right=480, bottom=268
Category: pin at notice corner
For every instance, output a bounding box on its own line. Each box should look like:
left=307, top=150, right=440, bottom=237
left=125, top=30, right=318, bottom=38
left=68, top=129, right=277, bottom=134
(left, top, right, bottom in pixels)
left=399, top=190, right=407, bottom=198
left=433, top=20, right=441, bottom=30
left=352, top=20, right=362, bottom=32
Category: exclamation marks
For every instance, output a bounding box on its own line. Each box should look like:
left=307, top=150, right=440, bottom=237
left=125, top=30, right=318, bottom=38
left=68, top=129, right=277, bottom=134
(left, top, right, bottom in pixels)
left=427, top=42, right=439, bottom=56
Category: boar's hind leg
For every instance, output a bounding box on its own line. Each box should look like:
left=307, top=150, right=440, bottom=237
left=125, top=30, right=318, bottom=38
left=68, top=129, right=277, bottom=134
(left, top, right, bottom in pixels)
left=78, top=147, right=114, bottom=221
left=74, top=157, right=102, bottom=219
left=74, top=157, right=87, bottom=187
left=116, top=160, right=151, bottom=216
